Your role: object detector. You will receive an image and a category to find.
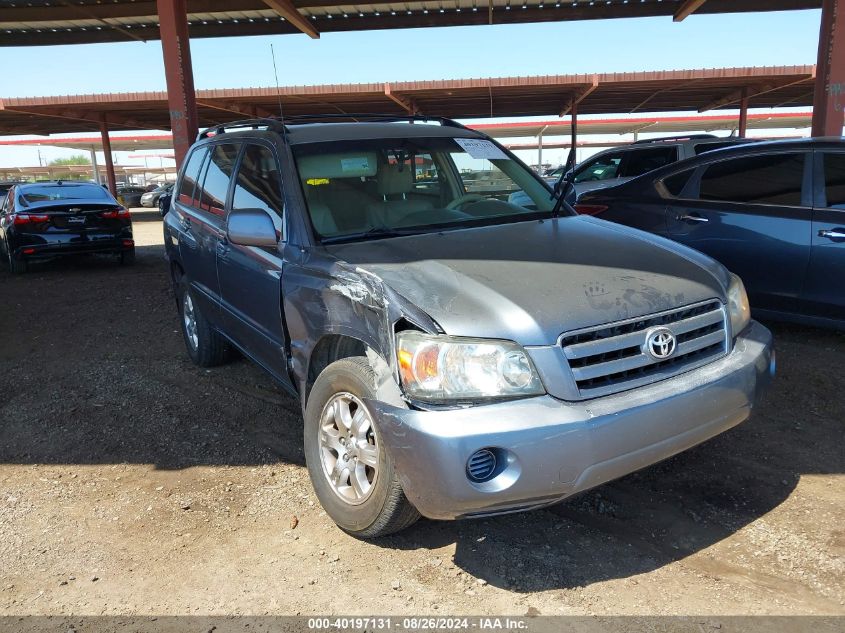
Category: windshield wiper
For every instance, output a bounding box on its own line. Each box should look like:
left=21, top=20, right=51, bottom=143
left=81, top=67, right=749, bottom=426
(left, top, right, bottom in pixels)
left=321, top=226, right=427, bottom=244
left=550, top=147, right=578, bottom=218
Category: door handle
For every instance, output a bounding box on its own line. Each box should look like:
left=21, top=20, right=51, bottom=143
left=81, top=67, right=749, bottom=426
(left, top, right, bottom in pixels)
left=676, top=214, right=709, bottom=223
left=819, top=228, right=845, bottom=241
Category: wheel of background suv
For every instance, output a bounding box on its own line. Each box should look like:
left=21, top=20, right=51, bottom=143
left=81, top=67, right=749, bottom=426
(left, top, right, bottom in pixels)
left=304, top=356, right=420, bottom=538
left=5, top=240, right=26, bottom=274
left=120, top=247, right=136, bottom=266
left=176, top=282, right=231, bottom=367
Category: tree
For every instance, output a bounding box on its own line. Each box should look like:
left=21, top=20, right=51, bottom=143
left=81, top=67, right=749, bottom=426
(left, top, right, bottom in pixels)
left=47, top=154, right=92, bottom=181
left=48, top=154, right=91, bottom=166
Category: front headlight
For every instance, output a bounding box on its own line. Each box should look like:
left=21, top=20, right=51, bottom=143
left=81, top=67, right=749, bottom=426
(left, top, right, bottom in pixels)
left=396, top=331, right=545, bottom=402
left=727, top=273, right=751, bottom=337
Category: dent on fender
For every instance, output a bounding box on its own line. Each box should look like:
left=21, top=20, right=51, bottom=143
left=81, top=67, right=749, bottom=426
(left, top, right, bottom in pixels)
left=282, top=248, right=440, bottom=409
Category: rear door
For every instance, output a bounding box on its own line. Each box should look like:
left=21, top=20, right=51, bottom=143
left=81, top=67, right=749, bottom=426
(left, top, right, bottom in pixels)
left=172, top=143, right=240, bottom=321
left=802, top=150, right=845, bottom=321
left=665, top=151, right=813, bottom=314
left=217, top=141, right=291, bottom=385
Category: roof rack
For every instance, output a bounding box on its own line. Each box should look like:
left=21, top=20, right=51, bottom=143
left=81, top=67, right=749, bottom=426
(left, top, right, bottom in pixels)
left=632, top=134, right=719, bottom=145
left=196, top=113, right=470, bottom=141
left=281, top=113, right=469, bottom=129
left=197, top=117, right=288, bottom=141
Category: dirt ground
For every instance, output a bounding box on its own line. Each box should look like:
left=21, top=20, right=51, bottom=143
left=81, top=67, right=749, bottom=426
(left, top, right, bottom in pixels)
left=0, top=212, right=842, bottom=616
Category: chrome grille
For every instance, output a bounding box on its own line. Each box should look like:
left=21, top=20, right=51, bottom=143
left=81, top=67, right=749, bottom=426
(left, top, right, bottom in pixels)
left=560, top=300, right=729, bottom=399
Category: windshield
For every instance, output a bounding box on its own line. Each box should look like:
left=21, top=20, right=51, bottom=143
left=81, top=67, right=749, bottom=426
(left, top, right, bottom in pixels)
left=293, top=136, right=555, bottom=243
left=20, top=183, right=111, bottom=204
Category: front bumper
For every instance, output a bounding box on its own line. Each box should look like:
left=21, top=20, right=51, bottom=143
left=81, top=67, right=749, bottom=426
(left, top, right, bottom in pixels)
left=370, top=321, right=773, bottom=520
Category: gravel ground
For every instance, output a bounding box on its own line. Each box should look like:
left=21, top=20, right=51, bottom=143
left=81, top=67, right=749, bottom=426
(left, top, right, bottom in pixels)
left=0, top=212, right=842, bottom=616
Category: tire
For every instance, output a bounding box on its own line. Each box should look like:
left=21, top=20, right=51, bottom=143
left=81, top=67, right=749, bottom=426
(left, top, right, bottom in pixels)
left=176, top=282, right=231, bottom=367
left=6, top=242, right=26, bottom=274
left=304, top=356, right=420, bottom=538
left=120, top=247, right=136, bottom=266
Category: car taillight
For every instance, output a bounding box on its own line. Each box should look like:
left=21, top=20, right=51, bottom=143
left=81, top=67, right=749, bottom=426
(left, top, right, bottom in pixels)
left=574, top=203, right=609, bottom=216
left=101, top=207, right=130, bottom=219
left=11, top=214, right=49, bottom=225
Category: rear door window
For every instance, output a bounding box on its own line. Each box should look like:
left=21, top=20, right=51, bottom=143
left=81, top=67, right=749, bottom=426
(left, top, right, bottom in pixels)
left=822, top=152, right=845, bottom=209
left=699, top=153, right=806, bottom=206
left=231, top=143, right=285, bottom=235
left=176, top=147, right=208, bottom=207
left=197, top=143, right=240, bottom=216
left=620, top=147, right=678, bottom=178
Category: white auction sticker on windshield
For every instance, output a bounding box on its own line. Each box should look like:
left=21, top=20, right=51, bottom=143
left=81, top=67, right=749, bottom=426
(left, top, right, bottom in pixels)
left=454, top=138, right=508, bottom=160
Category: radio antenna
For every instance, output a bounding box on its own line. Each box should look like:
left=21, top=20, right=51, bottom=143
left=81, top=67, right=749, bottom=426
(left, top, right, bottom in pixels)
left=270, top=43, right=286, bottom=129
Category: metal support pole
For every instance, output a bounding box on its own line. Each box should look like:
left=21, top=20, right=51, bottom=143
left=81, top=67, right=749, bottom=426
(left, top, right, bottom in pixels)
left=90, top=145, right=100, bottom=184
left=537, top=125, right=548, bottom=172
left=157, top=0, right=199, bottom=167
left=739, top=88, right=749, bottom=138
left=812, top=0, right=845, bottom=137
left=100, top=119, right=117, bottom=196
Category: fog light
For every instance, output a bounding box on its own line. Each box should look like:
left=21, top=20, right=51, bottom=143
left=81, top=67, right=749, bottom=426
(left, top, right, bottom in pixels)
left=466, top=449, right=497, bottom=483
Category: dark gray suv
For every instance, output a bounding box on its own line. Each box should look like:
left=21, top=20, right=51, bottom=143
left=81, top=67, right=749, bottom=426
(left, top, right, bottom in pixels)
left=164, top=116, right=774, bottom=538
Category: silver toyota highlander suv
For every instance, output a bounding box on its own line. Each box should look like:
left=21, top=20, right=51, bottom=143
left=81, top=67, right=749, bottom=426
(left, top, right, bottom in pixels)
left=164, top=115, right=774, bottom=538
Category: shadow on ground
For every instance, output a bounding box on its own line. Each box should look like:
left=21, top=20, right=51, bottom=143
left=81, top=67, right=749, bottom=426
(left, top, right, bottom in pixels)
left=0, top=244, right=842, bottom=592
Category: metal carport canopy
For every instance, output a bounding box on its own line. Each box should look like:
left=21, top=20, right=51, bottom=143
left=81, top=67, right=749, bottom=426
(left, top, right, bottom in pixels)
left=0, top=1, right=823, bottom=46
left=0, top=66, right=818, bottom=136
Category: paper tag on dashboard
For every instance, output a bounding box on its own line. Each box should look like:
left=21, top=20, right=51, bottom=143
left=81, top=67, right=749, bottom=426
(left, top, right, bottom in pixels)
left=453, top=138, right=508, bottom=161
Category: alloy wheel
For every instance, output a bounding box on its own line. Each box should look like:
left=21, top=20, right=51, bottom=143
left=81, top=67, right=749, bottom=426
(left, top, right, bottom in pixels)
left=318, top=392, right=380, bottom=505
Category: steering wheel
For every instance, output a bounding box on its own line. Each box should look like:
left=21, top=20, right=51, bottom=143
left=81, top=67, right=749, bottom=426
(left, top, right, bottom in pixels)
left=446, top=193, right=487, bottom=211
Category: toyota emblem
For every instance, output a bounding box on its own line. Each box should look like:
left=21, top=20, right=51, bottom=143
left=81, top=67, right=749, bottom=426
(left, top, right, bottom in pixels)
left=644, top=327, right=677, bottom=360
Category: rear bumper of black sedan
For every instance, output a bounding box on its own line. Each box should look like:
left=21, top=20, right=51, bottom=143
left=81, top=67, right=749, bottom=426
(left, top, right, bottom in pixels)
left=12, top=235, right=134, bottom=260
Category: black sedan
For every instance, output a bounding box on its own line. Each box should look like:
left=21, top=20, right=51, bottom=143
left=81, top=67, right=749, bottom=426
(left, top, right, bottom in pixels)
left=575, top=137, right=845, bottom=330
left=0, top=181, right=134, bottom=273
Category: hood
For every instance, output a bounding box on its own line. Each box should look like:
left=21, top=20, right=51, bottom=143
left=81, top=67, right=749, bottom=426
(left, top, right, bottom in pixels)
left=326, top=216, right=729, bottom=346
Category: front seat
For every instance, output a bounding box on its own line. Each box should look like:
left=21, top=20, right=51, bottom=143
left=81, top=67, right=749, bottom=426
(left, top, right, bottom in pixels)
left=368, top=163, right=433, bottom=227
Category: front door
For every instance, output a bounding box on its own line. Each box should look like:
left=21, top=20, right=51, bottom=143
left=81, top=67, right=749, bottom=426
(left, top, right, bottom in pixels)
left=665, top=151, right=813, bottom=314
left=217, top=142, right=291, bottom=386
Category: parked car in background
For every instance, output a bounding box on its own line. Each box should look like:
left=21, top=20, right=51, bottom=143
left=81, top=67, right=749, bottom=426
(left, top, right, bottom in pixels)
left=158, top=188, right=173, bottom=216
left=508, top=135, right=755, bottom=209
left=140, top=182, right=174, bottom=208
left=0, top=181, right=20, bottom=198
left=164, top=116, right=773, bottom=538
left=0, top=181, right=134, bottom=273
left=569, top=135, right=757, bottom=196
left=116, top=185, right=146, bottom=208
left=576, top=137, right=845, bottom=330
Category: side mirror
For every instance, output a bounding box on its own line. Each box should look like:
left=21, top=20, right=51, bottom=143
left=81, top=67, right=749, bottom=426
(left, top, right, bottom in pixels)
left=227, top=208, right=279, bottom=247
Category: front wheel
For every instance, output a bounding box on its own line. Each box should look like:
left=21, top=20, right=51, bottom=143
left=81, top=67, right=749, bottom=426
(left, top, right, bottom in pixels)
left=304, top=356, right=419, bottom=538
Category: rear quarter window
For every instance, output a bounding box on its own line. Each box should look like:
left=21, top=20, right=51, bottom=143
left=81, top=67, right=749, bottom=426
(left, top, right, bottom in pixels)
left=176, top=147, right=209, bottom=207
left=659, top=168, right=696, bottom=198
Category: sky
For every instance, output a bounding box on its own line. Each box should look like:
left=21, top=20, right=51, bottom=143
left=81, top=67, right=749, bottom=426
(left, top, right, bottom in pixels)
left=0, top=9, right=824, bottom=169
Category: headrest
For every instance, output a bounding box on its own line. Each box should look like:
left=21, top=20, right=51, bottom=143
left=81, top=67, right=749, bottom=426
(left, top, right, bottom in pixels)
left=377, top=163, right=413, bottom=196
left=297, top=152, right=378, bottom=180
